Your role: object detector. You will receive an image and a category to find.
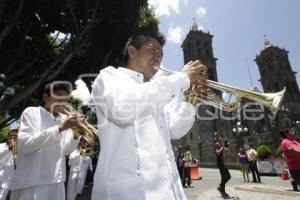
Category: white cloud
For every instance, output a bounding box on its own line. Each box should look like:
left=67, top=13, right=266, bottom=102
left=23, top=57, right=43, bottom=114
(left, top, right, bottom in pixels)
left=149, top=0, right=188, bottom=16
left=71, top=79, right=91, bottom=105
left=167, top=26, right=183, bottom=44
left=196, top=6, right=206, bottom=18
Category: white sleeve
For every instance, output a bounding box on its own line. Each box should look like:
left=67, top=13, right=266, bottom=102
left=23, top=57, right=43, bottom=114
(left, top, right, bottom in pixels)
left=91, top=71, right=190, bottom=126
left=165, top=94, right=196, bottom=139
left=62, top=130, right=79, bottom=156
left=17, top=108, right=62, bottom=156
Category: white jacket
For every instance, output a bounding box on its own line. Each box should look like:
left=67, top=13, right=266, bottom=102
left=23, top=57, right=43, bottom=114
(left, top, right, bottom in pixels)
left=91, top=67, right=196, bottom=200
left=0, top=143, right=14, bottom=182
left=69, top=149, right=82, bottom=179
left=11, top=106, right=79, bottom=190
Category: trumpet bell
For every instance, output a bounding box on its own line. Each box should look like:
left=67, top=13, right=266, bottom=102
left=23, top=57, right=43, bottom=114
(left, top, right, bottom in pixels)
left=206, top=80, right=286, bottom=119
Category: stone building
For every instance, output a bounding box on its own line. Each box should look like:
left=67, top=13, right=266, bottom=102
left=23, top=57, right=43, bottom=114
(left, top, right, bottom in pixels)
left=174, top=24, right=300, bottom=166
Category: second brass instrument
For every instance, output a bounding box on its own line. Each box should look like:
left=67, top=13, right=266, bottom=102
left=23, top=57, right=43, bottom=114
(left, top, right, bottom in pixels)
left=62, top=104, right=97, bottom=145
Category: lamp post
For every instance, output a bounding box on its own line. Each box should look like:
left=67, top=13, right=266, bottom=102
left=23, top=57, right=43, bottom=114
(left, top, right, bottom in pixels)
left=232, top=121, right=248, bottom=147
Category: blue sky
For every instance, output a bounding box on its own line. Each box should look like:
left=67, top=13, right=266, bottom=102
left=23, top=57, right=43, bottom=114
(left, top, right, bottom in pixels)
left=148, top=0, right=300, bottom=91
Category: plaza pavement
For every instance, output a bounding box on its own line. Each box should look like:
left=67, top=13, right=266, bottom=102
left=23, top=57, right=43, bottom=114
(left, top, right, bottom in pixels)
left=185, top=168, right=299, bottom=200
left=77, top=168, right=299, bottom=200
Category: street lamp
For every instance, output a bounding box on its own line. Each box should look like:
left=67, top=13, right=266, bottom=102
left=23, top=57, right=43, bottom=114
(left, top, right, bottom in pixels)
left=232, top=121, right=248, bottom=135
left=232, top=121, right=248, bottom=147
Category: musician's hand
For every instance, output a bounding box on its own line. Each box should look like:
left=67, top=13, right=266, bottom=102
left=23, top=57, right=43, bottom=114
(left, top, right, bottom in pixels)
left=58, top=113, right=85, bottom=133
left=181, top=60, right=208, bottom=98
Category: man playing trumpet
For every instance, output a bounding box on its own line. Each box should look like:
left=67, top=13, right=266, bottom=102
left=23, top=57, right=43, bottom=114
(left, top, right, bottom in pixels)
left=91, top=31, right=207, bottom=200
left=10, top=81, right=83, bottom=200
left=0, top=129, right=17, bottom=199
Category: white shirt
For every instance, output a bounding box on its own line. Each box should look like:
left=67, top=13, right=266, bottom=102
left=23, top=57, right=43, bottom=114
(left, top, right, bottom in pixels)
left=0, top=143, right=14, bottom=182
left=11, top=106, right=79, bottom=190
left=80, top=156, right=93, bottom=174
left=69, top=149, right=82, bottom=179
left=247, top=148, right=258, bottom=161
left=91, top=66, right=196, bottom=200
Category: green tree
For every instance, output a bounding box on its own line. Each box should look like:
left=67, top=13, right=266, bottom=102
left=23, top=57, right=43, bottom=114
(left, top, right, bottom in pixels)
left=0, top=0, right=159, bottom=129
left=0, top=117, right=10, bottom=143
left=275, top=146, right=283, bottom=157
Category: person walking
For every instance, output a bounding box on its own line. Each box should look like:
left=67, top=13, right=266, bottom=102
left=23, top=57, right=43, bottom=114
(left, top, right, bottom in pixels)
left=215, top=134, right=231, bottom=199
left=0, top=130, right=17, bottom=200
left=237, top=147, right=250, bottom=182
left=245, top=144, right=261, bottom=183
left=280, top=130, right=300, bottom=187
left=91, top=31, right=207, bottom=200
left=10, top=81, right=82, bottom=200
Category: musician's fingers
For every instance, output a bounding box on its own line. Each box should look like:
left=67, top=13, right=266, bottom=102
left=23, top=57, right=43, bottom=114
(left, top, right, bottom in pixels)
left=190, top=60, right=202, bottom=65
left=196, top=89, right=208, bottom=100
left=187, top=60, right=194, bottom=65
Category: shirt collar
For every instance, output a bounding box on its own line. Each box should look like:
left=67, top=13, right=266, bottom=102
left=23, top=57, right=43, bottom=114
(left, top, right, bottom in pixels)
left=118, top=67, right=144, bottom=83
left=40, top=106, right=63, bottom=122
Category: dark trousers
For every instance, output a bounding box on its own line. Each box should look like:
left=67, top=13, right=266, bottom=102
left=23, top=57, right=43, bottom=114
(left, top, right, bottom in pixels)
left=290, top=169, right=300, bottom=186
left=249, top=160, right=261, bottom=182
left=183, top=167, right=191, bottom=186
left=218, top=163, right=231, bottom=193
left=178, top=166, right=184, bottom=183
left=291, top=180, right=299, bottom=191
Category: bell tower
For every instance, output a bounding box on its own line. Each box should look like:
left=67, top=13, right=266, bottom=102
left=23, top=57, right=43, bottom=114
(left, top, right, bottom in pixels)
left=179, top=22, right=234, bottom=165
left=181, top=21, right=218, bottom=81
left=255, top=36, right=300, bottom=127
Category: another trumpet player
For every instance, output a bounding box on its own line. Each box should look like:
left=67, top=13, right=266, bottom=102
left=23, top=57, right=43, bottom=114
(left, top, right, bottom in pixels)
left=10, top=81, right=84, bottom=200
left=91, top=31, right=207, bottom=200
left=0, top=129, right=17, bottom=199
left=67, top=145, right=82, bottom=200
left=77, top=143, right=93, bottom=195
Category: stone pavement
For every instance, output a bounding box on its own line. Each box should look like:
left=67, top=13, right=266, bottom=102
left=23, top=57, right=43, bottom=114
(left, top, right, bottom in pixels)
left=184, top=168, right=299, bottom=200
left=77, top=168, right=299, bottom=200
left=196, top=184, right=300, bottom=200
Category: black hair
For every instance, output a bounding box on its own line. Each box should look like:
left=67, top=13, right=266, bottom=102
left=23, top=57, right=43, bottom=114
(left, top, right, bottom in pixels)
left=6, top=129, right=17, bottom=144
left=8, top=129, right=18, bottom=136
left=280, top=130, right=290, bottom=139
left=217, top=134, right=224, bottom=139
left=122, top=32, right=166, bottom=66
left=42, top=81, right=71, bottom=97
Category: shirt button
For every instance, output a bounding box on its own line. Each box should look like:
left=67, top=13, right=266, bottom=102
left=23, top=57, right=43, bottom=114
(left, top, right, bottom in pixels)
left=172, top=94, right=175, bottom=98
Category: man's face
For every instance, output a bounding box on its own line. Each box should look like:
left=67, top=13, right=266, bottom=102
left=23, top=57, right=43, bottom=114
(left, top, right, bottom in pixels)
left=132, top=38, right=163, bottom=81
left=287, top=131, right=296, bottom=140
left=43, top=89, right=69, bottom=114
left=8, top=133, right=17, bottom=148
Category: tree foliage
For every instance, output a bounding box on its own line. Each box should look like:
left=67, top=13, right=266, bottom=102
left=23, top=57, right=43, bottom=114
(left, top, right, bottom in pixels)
left=257, top=144, right=272, bottom=160
left=0, top=0, right=160, bottom=130
left=0, top=117, right=9, bottom=143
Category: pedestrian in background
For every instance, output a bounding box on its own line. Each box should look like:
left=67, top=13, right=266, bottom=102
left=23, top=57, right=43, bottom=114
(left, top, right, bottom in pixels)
left=237, top=147, right=249, bottom=182
left=215, top=134, right=231, bottom=199
left=183, top=146, right=193, bottom=188
left=245, top=144, right=261, bottom=183
left=280, top=130, right=300, bottom=187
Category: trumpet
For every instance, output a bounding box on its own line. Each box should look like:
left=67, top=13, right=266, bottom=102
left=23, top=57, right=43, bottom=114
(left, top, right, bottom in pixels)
left=62, top=104, right=97, bottom=145
left=155, top=66, right=285, bottom=119
left=10, top=140, right=17, bottom=158
left=80, top=143, right=94, bottom=157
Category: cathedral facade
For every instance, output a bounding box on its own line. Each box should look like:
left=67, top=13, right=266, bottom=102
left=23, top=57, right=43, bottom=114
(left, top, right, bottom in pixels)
left=174, top=24, right=300, bottom=167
